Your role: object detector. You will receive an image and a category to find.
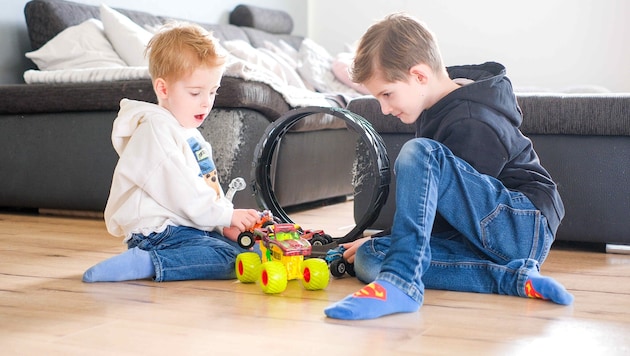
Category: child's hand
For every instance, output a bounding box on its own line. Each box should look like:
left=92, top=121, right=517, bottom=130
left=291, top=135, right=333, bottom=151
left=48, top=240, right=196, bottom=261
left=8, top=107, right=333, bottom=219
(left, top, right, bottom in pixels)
left=230, top=209, right=260, bottom=232
left=340, top=236, right=372, bottom=263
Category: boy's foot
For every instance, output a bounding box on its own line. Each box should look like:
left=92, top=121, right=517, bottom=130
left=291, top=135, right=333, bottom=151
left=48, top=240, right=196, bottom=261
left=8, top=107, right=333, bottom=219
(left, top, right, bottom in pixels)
left=524, top=271, right=574, bottom=305
left=324, top=280, right=420, bottom=320
left=82, top=247, right=155, bottom=283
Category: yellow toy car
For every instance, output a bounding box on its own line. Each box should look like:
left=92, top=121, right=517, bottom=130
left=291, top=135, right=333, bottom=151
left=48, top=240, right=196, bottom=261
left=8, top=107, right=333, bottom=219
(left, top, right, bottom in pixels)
left=235, top=223, right=330, bottom=293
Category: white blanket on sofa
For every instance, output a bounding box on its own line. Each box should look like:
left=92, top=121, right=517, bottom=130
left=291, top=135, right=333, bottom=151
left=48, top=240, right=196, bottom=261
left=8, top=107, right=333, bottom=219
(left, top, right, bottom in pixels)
left=24, top=64, right=331, bottom=108
left=24, top=66, right=150, bottom=84
left=22, top=37, right=350, bottom=108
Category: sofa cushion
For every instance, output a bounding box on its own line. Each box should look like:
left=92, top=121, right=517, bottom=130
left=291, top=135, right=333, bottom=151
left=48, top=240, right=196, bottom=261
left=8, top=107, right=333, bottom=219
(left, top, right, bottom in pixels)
left=518, top=93, right=630, bottom=136
left=348, top=93, right=630, bottom=137
left=99, top=4, right=153, bottom=66
left=25, top=0, right=164, bottom=51
left=346, top=96, right=415, bottom=134
left=229, top=4, right=293, bottom=35
left=25, top=18, right=126, bottom=70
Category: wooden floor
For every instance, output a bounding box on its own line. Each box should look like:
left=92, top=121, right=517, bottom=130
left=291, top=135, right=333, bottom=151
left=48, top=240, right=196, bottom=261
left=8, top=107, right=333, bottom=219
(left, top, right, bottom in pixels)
left=1, top=204, right=629, bottom=355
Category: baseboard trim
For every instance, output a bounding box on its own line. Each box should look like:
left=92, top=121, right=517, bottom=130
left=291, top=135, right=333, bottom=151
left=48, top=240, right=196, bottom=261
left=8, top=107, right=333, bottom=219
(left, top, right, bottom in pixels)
left=38, top=209, right=104, bottom=219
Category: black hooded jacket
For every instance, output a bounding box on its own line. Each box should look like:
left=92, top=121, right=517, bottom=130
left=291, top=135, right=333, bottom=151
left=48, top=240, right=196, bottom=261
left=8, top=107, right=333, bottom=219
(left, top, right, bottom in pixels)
left=415, top=62, right=564, bottom=234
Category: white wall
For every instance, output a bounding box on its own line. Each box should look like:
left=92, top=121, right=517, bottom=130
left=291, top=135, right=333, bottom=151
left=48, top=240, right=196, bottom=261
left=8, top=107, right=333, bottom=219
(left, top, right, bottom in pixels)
left=71, top=0, right=308, bottom=34
left=1, top=0, right=307, bottom=84
left=4, top=0, right=628, bottom=91
left=0, top=1, right=33, bottom=84
left=308, top=0, right=630, bottom=92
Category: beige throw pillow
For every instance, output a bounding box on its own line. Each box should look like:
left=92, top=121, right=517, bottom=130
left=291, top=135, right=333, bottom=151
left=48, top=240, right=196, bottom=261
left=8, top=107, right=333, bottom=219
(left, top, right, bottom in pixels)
left=100, top=4, right=154, bottom=66
left=25, top=19, right=127, bottom=70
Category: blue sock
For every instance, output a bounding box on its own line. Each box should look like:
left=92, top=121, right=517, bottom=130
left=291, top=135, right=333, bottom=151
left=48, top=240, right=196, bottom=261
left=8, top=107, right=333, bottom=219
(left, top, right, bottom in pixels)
left=83, top=247, right=155, bottom=283
left=525, top=271, right=574, bottom=305
left=324, top=280, right=420, bottom=320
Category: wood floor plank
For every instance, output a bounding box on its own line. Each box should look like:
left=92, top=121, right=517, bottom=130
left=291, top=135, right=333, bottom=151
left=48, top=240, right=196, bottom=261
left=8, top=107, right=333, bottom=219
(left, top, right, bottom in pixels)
left=1, top=211, right=629, bottom=355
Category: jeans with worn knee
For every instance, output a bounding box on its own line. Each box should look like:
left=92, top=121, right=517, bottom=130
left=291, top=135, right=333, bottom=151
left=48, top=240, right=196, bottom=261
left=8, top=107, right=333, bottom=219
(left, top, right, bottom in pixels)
left=355, top=138, right=554, bottom=304
left=127, top=225, right=251, bottom=282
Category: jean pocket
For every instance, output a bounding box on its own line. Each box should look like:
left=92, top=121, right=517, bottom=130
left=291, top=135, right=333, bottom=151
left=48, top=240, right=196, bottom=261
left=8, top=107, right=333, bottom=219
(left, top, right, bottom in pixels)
left=480, top=204, right=543, bottom=262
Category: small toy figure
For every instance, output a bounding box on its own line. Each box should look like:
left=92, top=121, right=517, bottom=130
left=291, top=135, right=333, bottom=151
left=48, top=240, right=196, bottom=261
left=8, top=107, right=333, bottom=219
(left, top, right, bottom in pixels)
left=325, top=245, right=355, bottom=278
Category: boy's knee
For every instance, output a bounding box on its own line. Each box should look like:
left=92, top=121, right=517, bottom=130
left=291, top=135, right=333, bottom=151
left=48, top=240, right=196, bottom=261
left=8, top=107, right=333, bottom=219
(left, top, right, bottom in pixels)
left=396, top=138, right=442, bottom=170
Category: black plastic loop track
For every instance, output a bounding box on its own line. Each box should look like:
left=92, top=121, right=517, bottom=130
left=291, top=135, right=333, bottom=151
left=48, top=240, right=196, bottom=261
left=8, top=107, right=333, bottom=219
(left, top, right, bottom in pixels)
left=252, top=106, right=390, bottom=245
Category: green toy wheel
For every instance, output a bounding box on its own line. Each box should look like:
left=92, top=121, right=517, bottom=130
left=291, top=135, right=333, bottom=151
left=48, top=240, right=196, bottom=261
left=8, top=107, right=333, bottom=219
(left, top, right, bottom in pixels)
left=300, top=258, right=330, bottom=290
left=235, top=252, right=261, bottom=283
left=259, top=261, right=287, bottom=294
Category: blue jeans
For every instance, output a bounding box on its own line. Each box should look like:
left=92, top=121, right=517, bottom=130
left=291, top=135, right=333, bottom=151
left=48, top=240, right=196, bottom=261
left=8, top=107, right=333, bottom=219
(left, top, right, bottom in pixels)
left=355, top=138, right=554, bottom=304
left=127, top=225, right=250, bottom=282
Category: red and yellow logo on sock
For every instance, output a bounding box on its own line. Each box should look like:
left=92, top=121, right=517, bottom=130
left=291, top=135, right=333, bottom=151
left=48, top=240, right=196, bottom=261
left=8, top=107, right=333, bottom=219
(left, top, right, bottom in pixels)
left=525, top=280, right=545, bottom=300
left=353, top=282, right=387, bottom=300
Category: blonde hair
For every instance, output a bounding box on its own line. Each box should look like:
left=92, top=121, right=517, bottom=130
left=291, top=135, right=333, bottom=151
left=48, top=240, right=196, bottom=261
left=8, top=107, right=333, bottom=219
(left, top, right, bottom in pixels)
left=351, top=13, right=444, bottom=84
left=145, top=22, right=226, bottom=82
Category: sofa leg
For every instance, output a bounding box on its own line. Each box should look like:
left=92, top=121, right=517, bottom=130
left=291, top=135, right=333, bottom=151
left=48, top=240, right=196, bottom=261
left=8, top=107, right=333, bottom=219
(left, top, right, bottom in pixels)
left=606, top=244, right=630, bottom=254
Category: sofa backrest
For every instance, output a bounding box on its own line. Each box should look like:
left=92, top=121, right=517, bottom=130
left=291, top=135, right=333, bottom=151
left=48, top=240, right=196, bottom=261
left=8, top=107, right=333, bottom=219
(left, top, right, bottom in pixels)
left=24, top=0, right=163, bottom=50
left=348, top=93, right=630, bottom=138
left=24, top=0, right=304, bottom=52
left=517, top=93, right=630, bottom=136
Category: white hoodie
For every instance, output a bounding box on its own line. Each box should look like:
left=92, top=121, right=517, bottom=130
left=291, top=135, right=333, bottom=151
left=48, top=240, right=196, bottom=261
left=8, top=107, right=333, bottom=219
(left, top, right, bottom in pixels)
left=104, top=99, right=233, bottom=239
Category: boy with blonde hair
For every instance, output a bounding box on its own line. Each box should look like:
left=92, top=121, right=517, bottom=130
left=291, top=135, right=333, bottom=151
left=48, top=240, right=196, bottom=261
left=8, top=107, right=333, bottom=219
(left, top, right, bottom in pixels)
left=325, top=14, right=573, bottom=320
left=83, top=23, right=260, bottom=282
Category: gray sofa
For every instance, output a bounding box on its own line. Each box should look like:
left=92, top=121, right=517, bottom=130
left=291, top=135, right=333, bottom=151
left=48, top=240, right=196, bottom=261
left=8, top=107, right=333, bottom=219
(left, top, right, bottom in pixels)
left=0, top=0, right=357, bottom=213
left=350, top=93, right=630, bottom=246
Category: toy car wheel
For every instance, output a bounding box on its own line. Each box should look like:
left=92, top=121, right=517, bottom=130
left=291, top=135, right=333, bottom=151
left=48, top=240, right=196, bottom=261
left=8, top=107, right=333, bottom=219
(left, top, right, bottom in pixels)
left=237, top=231, right=255, bottom=249
left=262, top=221, right=274, bottom=228
left=309, top=234, right=327, bottom=246
left=345, top=261, right=356, bottom=277
left=310, top=233, right=333, bottom=246
left=300, top=258, right=330, bottom=290
left=235, top=252, right=261, bottom=283
left=259, top=261, right=287, bottom=294
left=329, top=258, right=346, bottom=278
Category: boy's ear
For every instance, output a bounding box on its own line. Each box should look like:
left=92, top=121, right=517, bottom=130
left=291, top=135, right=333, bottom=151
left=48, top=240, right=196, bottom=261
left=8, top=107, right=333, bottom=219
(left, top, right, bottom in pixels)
left=153, top=78, right=168, bottom=99
left=409, top=64, right=430, bottom=84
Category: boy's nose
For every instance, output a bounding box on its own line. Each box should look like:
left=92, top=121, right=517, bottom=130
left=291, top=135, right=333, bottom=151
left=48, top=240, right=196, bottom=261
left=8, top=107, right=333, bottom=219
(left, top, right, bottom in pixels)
left=379, top=101, right=392, bottom=115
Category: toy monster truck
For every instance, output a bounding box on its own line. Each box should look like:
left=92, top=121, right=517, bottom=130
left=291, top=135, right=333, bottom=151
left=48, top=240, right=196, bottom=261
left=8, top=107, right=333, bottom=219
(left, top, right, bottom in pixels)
left=325, top=245, right=356, bottom=278
left=235, top=223, right=330, bottom=294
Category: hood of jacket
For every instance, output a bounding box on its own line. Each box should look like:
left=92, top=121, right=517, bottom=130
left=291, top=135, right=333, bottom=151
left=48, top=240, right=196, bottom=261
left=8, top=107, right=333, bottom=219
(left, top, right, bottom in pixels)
left=111, top=99, right=180, bottom=156
left=442, top=61, right=522, bottom=128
